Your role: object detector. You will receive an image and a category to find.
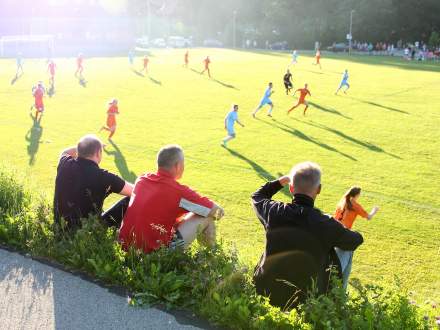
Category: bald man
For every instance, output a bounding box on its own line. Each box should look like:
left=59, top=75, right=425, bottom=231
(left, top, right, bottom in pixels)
left=54, top=134, right=134, bottom=230
left=251, top=161, right=363, bottom=309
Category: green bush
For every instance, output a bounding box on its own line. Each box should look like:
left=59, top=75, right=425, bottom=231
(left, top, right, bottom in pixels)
left=0, top=168, right=435, bottom=329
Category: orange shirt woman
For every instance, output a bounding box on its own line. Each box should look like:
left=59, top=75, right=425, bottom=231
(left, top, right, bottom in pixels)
left=106, top=103, right=119, bottom=128
left=334, top=186, right=379, bottom=229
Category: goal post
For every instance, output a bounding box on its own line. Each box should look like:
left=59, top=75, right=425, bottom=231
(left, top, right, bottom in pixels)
left=0, top=34, right=55, bottom=58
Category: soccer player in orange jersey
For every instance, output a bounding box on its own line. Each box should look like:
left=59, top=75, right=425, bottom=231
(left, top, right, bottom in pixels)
left=142, top=55, right=149, bottom=74
left=100, top=99, right=119, bottom=140
left=201, top=56, right=211, bottom=77
left=313, top=49, right=322, bottom=69
left=287, top=83, right=312, bottom=116
left=47, top=60, right=56, bottom=85
left=31, top=82, right=46, bottom=121
left=184, top=50, right=189, bottom=67
left=75, top=53, right=84, bottom=77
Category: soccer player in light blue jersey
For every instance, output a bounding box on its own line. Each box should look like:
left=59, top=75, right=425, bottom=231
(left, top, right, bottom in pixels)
left=16, top=52, right=24, bottom=76
left=128, top=50, right=134, bottom=66
left=290, top=50, right=298, bottom=66
left=335, top=69, right=350, bottom=95
left=222, top=104, right=244, bottom=147
left=252, top=82, right=275, bottom=118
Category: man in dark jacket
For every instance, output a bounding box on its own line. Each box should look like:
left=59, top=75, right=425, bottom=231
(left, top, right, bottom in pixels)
left=251, top=161, right=363, bottom=310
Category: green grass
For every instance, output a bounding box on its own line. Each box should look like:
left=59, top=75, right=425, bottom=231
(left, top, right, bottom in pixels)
left=0, top=49, right=439, bottom=304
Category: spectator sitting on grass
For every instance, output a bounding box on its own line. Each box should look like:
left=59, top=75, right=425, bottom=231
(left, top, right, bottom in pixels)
left=119, top=144, right=224, bottom=253
left=54, top=134, right=134, bottom=230
left=333, top=186, right=379, bottom=290
left=251, top=161, right=363, bottom=310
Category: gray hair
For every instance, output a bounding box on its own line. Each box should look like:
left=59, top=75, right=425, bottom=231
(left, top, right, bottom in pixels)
left=157, top=144, right=184, bottom=169
left=290, top=162, right=321, bottom=193
left=77, top=134, right=103, bottom=158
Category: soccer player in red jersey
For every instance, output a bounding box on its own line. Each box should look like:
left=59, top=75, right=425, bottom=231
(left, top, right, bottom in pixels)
left=287, top=83, right=312, bottom=116
left=31, top=82, right=46, bottom=120
left=47, top=60, right=56, bottom=85
left=313, top=49, right=322, bottom=69
left=100, top=99, right=119, bottom=140
left=142, top=55, right=149, bottom=74
left=201, top=56, right=211, bottom=78
left=75, top=53, right=84, bottom=77
left=184, top=50, right=189, bottom=67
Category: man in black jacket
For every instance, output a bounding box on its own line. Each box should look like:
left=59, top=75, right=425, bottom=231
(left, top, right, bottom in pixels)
left=251, top=161, right=363, bottom=310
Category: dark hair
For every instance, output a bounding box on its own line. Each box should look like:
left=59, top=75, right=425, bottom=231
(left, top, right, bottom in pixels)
left=343, top=186, right=361, bottom=211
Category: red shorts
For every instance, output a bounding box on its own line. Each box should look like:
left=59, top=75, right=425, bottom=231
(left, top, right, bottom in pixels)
left=297, top=99, right=307, bottom=105
left=35, top=101, right=44, bottom=111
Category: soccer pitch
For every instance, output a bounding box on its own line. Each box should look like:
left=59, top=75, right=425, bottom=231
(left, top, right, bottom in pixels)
left=0, top=49, right=439, bottom=302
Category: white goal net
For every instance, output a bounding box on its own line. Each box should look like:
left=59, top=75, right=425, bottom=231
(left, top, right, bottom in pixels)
left=0, top=34, right=55, bottom=57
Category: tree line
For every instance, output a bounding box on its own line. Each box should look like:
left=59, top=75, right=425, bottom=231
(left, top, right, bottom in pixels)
left=128, top=0, right=440, bottom=48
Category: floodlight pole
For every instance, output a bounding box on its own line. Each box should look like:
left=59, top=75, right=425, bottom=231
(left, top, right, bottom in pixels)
left=147, top=0, right=151, bottom=38
left=233, top=10, right=237, bottom=48
left=349, top=9, right=354, bottom=55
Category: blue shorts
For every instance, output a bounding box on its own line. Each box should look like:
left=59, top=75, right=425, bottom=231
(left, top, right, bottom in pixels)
left=227, top=128, right=236, bottom=137
left=339, top=81, right=349, bottom=88
left=259, top=98, right=272, bottom=108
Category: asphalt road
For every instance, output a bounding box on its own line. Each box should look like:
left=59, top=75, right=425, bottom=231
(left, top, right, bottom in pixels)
left=0, top=248, right=206, bottom=330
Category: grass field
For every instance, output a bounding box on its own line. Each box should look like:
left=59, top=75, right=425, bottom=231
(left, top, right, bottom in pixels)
left=0, top=49, right=439, bottom=303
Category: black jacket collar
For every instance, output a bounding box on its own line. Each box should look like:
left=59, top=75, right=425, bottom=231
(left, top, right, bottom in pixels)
left=292, top=194, right=315, bottom=208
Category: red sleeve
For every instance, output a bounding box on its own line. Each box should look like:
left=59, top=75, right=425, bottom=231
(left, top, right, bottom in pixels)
left=178, top=185, right=214, bottom=217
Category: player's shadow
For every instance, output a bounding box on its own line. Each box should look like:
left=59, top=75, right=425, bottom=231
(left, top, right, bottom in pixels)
left=190, top=68, right=202, bottom=74
left=77, top=77, right=87, bottom=88
left=48, top=84, right=56, bottom=98
left=261, top=119, right=357, bottom=161
left=295, top=119, right=401, bottom=159
left=348, top=97, right=409, bottom=114
left=225, top=148, right=291, bottom=198
left=25, top=114, right=43, bottom=166
left=308, top=101, right=352, bottom=119
left=103, top=140, right=137, bottom=183
left=149, top=76, right=162, bottom=85
left=131, top=69, right=145, bottom=77
left=212, top=79, right=238, bottom=90
left=10, top=73, right=23, bottom=85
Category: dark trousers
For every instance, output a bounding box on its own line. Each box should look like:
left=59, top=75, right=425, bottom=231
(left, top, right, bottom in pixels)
left=101, top=196, right=130, bottom=228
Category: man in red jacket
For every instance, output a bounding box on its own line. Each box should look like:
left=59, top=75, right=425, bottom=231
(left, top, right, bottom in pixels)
left=119, top=144, right=224, bottom=253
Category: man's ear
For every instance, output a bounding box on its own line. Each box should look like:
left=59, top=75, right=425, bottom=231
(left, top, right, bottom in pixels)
left=317, top=184, right=322, bottom=195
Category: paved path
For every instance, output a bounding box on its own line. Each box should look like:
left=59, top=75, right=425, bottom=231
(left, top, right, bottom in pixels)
left=0, top=248, right=206, bottom=330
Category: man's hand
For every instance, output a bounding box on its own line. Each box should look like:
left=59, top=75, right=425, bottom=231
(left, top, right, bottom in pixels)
left=209, top=204, right=225, bottom=220
left=278, top=175, right=291, bottom=186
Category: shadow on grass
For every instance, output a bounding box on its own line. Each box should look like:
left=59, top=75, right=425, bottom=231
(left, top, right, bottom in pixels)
left=77, top=76, right=87, bottom=87
left=348, top=97, right=409, bottom=114
left=25, top=114, right=43, bottom=166
left=149, top=76, right=162, bottom=85
left=103, top=140, right=137, bottom=183
left=212, top=79, right=238, bottom=90
left=259, top=118, right=357, bottom=161
left=47, top=84, right=55, bottom=98
left=10, top=73, right=23, bottom=85
left=294, top=119, right=401, bottom=159
left=225, top=148, right=291, bottom=198
left=308, top=101, right=352, bottom=119
left=132, top=69, right=145, bottom=77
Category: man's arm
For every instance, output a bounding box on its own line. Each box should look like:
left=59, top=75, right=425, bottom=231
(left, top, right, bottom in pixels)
left=59, top=146, right=77, bottom=159
left=118, top=182, right=134, bottom=197
left=327, top=218, right=363, bottom=251
left=251, top=176, right=290, bottom=227
left=236, top=119, right=244, bottom=127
